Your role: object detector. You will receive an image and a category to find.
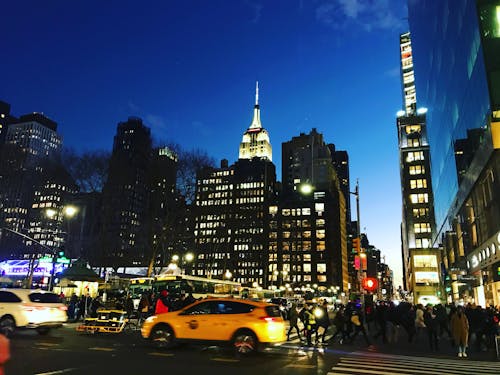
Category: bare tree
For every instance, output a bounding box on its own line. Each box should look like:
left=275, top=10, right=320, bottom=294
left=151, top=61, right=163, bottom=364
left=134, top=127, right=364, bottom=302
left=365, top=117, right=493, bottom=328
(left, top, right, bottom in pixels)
left=175, top=146, right=216, bottom=203
left=62, top=148, right=110, bottom=193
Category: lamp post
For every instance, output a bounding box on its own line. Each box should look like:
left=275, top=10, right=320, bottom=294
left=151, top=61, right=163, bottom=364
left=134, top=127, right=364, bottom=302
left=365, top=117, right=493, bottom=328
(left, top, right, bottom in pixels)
left=350, top=179, right=364, bottom=305
left=46, top=205, right=78, bottom=291
left=170, top=252, right=195, bottom=275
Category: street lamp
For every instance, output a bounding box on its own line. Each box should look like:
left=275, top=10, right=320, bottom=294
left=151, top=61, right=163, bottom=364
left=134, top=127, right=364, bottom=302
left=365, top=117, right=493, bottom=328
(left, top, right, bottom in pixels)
left=46, top=205, right=78, bottom=291
left=224, top=270, right=232, bottom=280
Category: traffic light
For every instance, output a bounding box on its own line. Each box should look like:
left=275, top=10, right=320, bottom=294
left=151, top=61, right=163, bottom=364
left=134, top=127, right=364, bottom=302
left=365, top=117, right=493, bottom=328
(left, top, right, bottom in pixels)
left=362, top=277, right=378, bottom=292
left=352, top=237, right=361, bottom=253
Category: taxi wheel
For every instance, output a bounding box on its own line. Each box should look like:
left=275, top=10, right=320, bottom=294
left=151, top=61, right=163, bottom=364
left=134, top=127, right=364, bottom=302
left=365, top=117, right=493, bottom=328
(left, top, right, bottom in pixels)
left=232, top=330, right=258, bottom=355
left=151, top=324, right=175, bottom=349
left=0, top=316, right=16, bottom=338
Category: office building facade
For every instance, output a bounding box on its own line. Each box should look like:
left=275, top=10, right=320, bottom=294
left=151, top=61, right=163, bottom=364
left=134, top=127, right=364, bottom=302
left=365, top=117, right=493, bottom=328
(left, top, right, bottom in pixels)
left=408, top=0, right=500, bottom=306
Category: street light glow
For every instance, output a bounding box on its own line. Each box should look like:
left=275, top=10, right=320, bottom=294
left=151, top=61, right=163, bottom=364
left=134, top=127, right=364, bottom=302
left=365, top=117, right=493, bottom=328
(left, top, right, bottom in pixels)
left=299, top=183, right=313, bottom=195
left=185, top=252, right=194, bottom=262
left=172, top=254, right=180, bottom=262
left=224, top=270, right=232, bottom=279
left=46, top=209, right=57, bottom=218
left=63, top=206, right=78, bottom=217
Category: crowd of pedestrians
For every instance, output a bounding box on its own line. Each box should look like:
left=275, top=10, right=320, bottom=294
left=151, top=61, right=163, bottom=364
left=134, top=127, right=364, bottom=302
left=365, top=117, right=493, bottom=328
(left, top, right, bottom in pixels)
left=282, top=299, right=500, bottom=358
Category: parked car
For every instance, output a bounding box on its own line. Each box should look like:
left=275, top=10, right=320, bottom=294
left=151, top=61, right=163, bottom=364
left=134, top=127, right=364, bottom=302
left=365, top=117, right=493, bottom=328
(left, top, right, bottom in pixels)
left=141, top=297, right=286, bottom=354
left=0, top=289, right=68, bottom=337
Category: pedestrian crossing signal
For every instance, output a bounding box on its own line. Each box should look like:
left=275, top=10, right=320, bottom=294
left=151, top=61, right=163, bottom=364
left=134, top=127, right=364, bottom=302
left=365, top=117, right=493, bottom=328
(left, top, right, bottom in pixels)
left=362, top=277, right=378, bottom=292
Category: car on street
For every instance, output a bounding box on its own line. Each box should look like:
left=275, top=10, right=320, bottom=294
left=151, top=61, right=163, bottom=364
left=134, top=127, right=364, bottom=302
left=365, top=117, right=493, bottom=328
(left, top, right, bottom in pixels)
left=0, top=288, right=68, bottom=337
left=141, top=297, right=286, bottom=354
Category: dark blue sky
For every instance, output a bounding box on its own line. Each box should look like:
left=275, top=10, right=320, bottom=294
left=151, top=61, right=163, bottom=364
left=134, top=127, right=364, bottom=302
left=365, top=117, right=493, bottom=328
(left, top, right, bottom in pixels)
left=2, top=0, right=408, bottom=284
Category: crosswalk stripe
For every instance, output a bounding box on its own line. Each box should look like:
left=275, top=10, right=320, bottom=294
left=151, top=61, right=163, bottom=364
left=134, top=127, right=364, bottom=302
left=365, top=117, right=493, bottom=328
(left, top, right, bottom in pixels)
left=340, top=357, right=499, bottom=371
left=330, top=353, right=500, bottom=375
left=337, top=362, right=470, bottom=375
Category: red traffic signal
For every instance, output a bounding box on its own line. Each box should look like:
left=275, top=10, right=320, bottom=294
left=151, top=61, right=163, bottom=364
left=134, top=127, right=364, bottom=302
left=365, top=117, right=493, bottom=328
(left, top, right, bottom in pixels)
left=362, top=277, right=378, bottom=292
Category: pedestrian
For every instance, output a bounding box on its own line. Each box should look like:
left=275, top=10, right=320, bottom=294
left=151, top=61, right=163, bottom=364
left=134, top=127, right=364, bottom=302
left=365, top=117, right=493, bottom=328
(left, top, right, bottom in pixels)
left=287, top=303, right=302, bottom=341
left=138, top=292, right=151, bottom=322
left=415, top=304, right=426, bottom=339
left=303, top=304, right=317, bottom=347
left=330, top=305, right=348, bottom=344
left=451, top=305, right=469, bottom=357
left=154, top=290, right=170, bottom=315
left=348, top=308, right=371, bottom=346
left=424, top=305, right=439, bottom=351
left=0, top=333, right=10, bottom=375
left=315, top=300, right=330, bottom=344
left=372, top=302, right=388, bottom=344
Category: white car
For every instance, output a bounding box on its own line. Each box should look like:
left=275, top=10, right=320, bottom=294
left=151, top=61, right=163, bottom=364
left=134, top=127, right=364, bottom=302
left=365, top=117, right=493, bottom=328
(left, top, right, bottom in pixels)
left=0, top=289, right=68, bottom=337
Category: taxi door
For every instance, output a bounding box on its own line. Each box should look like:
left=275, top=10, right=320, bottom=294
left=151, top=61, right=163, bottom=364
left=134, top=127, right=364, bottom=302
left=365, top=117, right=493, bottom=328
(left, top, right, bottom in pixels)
left=174, top=301, right=219, bottom=341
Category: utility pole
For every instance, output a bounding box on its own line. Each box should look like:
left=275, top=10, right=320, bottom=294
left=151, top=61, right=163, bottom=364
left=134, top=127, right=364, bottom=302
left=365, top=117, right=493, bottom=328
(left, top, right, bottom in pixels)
left=350, top=179, right=364, bottom=305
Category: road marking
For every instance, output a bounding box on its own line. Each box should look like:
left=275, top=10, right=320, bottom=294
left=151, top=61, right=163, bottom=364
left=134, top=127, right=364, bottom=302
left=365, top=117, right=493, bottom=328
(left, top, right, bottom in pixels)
left=148, top=352, right=175, bottom=357
left=329, top=353, right=500, bottom=375
left=210, top=357, right=240, bottom=363
left=88, top=347, right=115, bottom=352
left=285, top=364, right=316, bottom=369
left=36, top=342, right=60, bottom=347
left=35, top=368, right=78, bottom=375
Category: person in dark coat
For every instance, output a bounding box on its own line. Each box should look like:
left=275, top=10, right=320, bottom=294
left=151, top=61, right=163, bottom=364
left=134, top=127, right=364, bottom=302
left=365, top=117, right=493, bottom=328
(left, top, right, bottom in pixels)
left=330, top=305, right=348, bottom=344
left=287, top=303, right=302, bottom=341
left=424, top=305, right=439, bottom=351
left=315, top=300, right=331, bottom=344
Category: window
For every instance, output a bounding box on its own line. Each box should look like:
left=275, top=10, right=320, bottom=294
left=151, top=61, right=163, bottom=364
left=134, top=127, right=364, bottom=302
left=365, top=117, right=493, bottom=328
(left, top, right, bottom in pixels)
left=410, top=193, right=429, bottom=204
left=406, top=151, right=424, bottom=162
left=414, top=223, right=431, bottom=233
left=410, top=179, right=427, bottom=189
left=182, top=302, right=213, bottom=315
left=29, top=292, right=61, bottom=303
left=214, top=301, right=254, bottom=314
left=317, top=263, right=326, bottom=273
left=413, top=255, right=437, bottom=268
left=409, top=165, right=425, bottom=175
left=303, top=264, right=311, bottom=273
left=415, top=238, right=431, bottom=248
left=0, top=291, right=22, bottom=303
left=413, top=208, right=429, bottom=218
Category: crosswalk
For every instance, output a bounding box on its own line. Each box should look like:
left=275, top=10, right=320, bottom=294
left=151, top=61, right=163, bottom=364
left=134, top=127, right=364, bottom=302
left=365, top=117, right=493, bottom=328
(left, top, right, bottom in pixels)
left=328, top=352, right=500, bottom=375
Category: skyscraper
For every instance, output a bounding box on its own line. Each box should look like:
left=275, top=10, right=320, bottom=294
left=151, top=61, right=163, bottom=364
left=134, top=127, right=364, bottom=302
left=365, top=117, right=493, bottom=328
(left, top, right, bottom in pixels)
left=0, top=113, right=62, bottom=234
left=238, top=82, right=273, bottom=162
left=101, top=117, right=152, bottom=268
left=396, top=32, right=440, bottom=303
left=195, top=85, right=277, bottom=286
left=408, top=0, right=500, bottom=306
left=274, top=129, right=349, bottom=291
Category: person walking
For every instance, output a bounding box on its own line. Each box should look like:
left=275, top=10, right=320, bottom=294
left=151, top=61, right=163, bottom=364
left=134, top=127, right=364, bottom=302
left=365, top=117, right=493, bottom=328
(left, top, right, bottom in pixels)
left=303, top=304, right=317, bottom=346
left=331, top=305, right=350, bottom=344
left=154, top=290, right=170, bottom=315
left=287, top=303, right=302, bottom=342
left=424, top=305, right=439, bottom=351
left=451, top=306, right=469, bottom=357
left=315, top=300, right=331, bottom=344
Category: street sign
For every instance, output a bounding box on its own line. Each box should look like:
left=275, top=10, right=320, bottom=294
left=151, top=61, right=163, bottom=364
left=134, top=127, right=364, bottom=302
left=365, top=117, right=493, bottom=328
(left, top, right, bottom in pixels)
left=39, top=256, right=53, bottom=264
left=56, top=257, right=70, bottom=264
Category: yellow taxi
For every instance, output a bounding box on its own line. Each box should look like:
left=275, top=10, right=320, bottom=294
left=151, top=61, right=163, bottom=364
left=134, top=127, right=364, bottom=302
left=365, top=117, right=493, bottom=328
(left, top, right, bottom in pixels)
left=141, top=297, right=286, bottom=354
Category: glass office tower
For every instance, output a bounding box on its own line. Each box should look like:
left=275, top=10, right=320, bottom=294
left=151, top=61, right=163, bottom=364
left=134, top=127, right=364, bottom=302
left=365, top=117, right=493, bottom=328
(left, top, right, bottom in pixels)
left=408, top=0, right=500, bottom=306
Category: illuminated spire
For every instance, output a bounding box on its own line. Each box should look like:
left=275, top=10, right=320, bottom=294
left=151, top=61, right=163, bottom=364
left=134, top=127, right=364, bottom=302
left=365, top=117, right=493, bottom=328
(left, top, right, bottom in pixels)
left=255, top=81, right=259, bottom=106
left=250, top=81, right=261, bottom=129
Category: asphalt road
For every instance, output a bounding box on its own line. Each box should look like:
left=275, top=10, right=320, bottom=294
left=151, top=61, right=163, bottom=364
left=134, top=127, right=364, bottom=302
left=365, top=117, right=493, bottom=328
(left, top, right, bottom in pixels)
left=6, top=323, right=500, bottom=375
left=6, top=324, right=339, bottom=375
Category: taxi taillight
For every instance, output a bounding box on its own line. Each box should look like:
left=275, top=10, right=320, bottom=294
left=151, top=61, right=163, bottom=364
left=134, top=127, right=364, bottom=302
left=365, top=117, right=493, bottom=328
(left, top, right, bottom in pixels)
left=260, top=317, right=278, bottom=323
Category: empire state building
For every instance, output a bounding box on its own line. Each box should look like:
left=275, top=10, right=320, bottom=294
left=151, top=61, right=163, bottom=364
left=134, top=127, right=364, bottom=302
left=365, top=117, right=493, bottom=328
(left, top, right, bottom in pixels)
left=238, top=82, right=272, bottom=161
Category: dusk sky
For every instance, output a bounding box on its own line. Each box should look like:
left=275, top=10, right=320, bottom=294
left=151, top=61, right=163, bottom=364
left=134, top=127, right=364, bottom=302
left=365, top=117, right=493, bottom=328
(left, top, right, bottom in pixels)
left=2, top=0, right=408, bottom=285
